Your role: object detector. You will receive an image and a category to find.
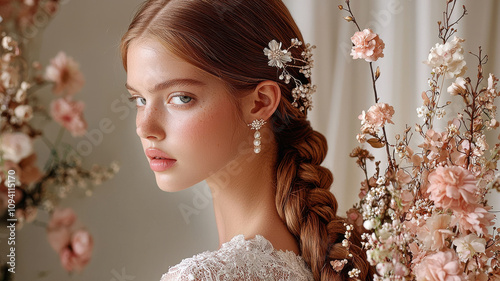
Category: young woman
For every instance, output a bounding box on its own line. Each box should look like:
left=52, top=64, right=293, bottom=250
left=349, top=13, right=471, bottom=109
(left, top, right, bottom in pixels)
left=121, top=0, right=371, bottom=280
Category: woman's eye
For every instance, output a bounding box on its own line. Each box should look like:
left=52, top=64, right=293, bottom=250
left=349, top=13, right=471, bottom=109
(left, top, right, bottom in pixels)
left=128, top=96, right=146, bottom=107
left=170, top=95, right=193, bottom=105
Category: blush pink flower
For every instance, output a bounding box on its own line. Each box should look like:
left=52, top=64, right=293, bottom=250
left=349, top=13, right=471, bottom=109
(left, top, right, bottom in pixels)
left=415, top=250, right=465, bottom=281
left=45, top=52, right=84, bottom=96
left=427, top=166, right=478, bottom=211
left=47, top=208, right=77, bottom=253
left=417, top=213, right=453, bottom=251
left=50, top=98, right=87, bottom=137
left=60, top=230, right=93, bottom=272
left=350, top=29, right=385, bottom=62
left=364, top=103, right=395, bottom=127
left=452, top=204, right=495, bottom=235
left=47, top=208, right=93, bottom=272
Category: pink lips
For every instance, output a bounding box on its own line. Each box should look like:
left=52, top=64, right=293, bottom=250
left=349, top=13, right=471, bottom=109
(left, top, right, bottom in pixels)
left=145, top=148, right=177, bottom=172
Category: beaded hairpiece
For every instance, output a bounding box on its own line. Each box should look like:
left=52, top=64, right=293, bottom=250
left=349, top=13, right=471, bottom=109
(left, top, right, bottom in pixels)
left=330, top=223, right=361, bottom=279
left=263, top=39, right=316, bottom=113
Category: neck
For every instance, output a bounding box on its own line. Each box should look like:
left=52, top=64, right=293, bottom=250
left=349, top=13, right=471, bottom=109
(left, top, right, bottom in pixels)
left=206, top=147, right=299, bottom=255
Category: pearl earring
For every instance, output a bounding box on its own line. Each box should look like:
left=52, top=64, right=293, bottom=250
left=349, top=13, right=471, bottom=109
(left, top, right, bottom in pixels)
left=248, top=119, right=266, bottom=154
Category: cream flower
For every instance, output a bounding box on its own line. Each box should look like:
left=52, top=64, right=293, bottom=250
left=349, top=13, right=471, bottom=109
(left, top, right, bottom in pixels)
left=14, top=104, right=33, bottom=121
left=263, top=40, right=292, bottom=68
left=14, top=81, right=30, bottom=102
left=350, top=29, right=385, bottom=62
left=45, top=51, right=85, bottom=96
left=426, top=36, right=467, bottom=79
left=416, top=106, right=429, bottom=119
left=0, top=132, right=33, bottom=163
left=488, top=73, right=498, bottom=94
left=447, top=77, right=467, bottom=96
left=1, top=36, right=16, bottom=50
left=452, top=234, right=486, bottom=262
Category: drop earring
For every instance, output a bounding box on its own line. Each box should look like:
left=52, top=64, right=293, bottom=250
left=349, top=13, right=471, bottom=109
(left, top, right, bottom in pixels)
left=248, top=119, right=266, bottom=154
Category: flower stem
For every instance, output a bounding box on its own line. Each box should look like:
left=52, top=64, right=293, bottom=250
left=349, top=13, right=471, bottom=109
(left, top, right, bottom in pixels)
left=369, top=62, right=393, bottom=169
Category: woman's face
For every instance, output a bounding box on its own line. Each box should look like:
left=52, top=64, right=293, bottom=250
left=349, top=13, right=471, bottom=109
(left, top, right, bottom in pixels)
left=126, top=37, right=249, bottom=192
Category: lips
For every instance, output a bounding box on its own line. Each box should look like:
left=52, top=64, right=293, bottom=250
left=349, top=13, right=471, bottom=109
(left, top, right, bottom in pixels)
left=145, top=148, right=177, bottom=172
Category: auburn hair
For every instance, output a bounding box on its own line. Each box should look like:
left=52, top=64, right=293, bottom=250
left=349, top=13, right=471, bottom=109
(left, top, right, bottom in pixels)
left=121, top=0, right=372, bottom=280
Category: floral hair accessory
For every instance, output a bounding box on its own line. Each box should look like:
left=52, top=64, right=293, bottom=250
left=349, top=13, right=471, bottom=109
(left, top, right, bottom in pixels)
left=263, top=39, right=316, bottom=113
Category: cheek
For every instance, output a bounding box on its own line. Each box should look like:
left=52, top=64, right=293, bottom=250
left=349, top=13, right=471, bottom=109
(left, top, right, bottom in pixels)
left=174, top=101, right=245, bottom=165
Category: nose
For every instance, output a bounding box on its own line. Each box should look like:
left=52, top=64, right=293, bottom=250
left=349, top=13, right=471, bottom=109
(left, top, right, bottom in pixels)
left=136, top=105, right=166, bottom=141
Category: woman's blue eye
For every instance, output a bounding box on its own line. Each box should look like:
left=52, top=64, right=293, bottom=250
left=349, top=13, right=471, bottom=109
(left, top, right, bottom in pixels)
left=128, top=96, right=146, bottom=106
left=171, top=95, right=192, bottom=105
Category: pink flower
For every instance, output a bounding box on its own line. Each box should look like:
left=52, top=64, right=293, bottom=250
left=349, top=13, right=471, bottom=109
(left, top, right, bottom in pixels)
left=50, top=98, right=87, bottom=137
left=60, top=230, right=93, bottom=272
left=350, top=29, right=385, bottom=62
left=415, top=250, right=465, bottom=281
left=364, top=103, right=395, bottom=127
left=416, top=213, right=453, bottom=251
left=452, top=204, right=495, bottom=235
left=45, top=52, right=84, bottom=96
left=427, top=166, right=478, bottom=211
left=47, top=208, right=93, bottom=272
left=47, top=208, right=77, bottom=253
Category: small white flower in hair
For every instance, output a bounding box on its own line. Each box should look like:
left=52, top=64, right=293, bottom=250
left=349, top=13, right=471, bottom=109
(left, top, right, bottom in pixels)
left=263, top=40, right=292, bottom=68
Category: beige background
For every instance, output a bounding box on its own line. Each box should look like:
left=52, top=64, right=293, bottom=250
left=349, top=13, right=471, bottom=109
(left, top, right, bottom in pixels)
left=9, top=1, right=500, bottom=281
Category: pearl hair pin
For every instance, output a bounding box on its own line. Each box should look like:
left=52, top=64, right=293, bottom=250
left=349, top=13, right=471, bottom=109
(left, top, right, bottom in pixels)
left=263, top=38, right=316, bottom=113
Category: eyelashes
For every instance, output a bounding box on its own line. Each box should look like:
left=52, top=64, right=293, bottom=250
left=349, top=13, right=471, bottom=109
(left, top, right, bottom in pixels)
left=127, top=94, right=194, bottom=108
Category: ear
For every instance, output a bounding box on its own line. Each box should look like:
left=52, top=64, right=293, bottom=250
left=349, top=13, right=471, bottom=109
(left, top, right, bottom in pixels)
left=241, top=80, right=281, bottom=123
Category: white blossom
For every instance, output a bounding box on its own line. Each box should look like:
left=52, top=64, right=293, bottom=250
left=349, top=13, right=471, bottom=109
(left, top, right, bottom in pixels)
left=426, top=36, right=467, bottom=79
left=452, top=234, right=486, bottom=261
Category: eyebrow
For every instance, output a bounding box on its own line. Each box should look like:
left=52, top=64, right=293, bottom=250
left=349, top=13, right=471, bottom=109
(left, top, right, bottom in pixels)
left=125, top=78, right=206, bottom=93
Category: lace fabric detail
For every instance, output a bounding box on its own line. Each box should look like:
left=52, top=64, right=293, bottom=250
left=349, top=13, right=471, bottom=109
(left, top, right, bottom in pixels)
left=160, top=234, right=314, bottom=281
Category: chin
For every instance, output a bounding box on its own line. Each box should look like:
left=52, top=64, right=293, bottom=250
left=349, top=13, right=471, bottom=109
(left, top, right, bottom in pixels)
left=154, top=173, right=197, bottom=192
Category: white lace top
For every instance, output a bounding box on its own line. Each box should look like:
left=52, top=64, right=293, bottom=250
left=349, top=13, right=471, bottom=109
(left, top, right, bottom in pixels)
left=160, top=234, right=314, bottom=281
